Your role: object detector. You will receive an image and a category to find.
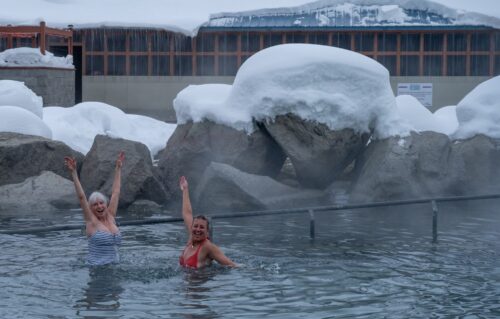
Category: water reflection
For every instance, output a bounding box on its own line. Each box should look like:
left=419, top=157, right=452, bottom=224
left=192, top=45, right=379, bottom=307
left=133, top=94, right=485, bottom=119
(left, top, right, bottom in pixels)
left=75, top=266, right=123, bottom=318
left=176, top=268, right=219, bottom=319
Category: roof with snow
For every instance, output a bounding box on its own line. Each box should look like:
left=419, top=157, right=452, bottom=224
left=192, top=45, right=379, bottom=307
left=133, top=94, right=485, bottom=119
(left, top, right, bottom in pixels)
left=205, top=0, right=500, bottom=30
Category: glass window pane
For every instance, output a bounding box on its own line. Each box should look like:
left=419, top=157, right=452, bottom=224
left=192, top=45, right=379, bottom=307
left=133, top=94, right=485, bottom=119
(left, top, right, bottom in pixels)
left=219, top=34, right=237, bottom=52
left=174, top=35, right=192, bottom=52
left=286, top=33, right=306, bottom=43
left=378, top=55, right=397, bottom=75
left=106, top=30, right=126, bottom=52
left=241, top=33, right=260, bottom=52
left=447, top=33, right=467, bottom=51
left=378, top=33, right=397, bottom=52
left=196, top=56, right=215, bottom=75
left=309, top=33, right=329, bottom=45
left=401, top=33, right=420, bottom=52
left=354, top=33, right=374, bottom=51
left=447, top=55, right=466, bottom=76
left=85, top=55, right=104, bottom=75
left=130, top=30, right=148, bottom=52
left=400, top=55, right=419, bottom=75
left=130, top=56, right=148, bottom=75
left=471, top=32, right=490, bottom=51
left=174, top=55, right=192, bottom=75
left=85, top=30, right=104, bottom=51
left=263, top=33, right=282, bottom=48
left=423, top=56, right=442, bottom=76
left=0, top=37, right=7, bottom=51
left=470, top=55, right=489, bottom=75
left=334, top=33, right=351, bottom=49
left=495, top=56, right=500, bottom=75
left=496, top=33, right=500, bottom=51
left=151, top=32, right=170, bottom=52
left=196, top=34, right=214, bottom=52
left=424, top=33, right=443, bottom=51
left=152, top=55, right=169, bottom=75
left=107, top=55, right=126, bottom=75
left=218, top=56, right=238, bottom=76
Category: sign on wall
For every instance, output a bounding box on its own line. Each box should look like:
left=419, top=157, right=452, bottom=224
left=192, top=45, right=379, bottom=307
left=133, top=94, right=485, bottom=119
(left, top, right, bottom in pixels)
left=397, top=83, right=433, bottom=108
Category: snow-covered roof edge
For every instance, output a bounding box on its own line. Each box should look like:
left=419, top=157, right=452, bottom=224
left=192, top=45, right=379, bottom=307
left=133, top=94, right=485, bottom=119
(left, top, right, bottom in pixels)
left=208, top=0, right=500, bottom=29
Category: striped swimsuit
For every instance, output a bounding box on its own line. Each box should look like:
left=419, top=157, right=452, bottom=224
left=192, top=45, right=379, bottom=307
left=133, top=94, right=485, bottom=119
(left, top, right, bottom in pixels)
left=87, top=230, right=122, bottom=266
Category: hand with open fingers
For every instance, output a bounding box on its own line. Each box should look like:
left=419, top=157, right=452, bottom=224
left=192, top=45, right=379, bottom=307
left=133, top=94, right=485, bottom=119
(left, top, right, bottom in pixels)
left=179, top=176, right=188, bottom=191
left=64, top=157, right=77, bottom=172
left=116, top=151, right=125, bottom=168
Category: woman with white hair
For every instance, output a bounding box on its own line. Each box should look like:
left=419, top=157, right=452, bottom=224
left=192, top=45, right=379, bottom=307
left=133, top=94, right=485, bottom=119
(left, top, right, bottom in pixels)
left=64, top=152, right=125, bottom=266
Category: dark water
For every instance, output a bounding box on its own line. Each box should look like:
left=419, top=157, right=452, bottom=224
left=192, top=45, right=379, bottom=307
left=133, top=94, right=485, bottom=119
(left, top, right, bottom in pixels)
left=1, top=200, right=500, bottom=318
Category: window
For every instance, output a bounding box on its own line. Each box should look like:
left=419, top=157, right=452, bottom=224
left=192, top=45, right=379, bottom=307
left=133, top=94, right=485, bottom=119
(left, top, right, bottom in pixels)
left=447, top=56, right=466, bottom=76
left=400, top=55, right=419, bottom=76
left=152, top=55, right=169, bottom=75
left=286, top=33, right=306, bottom=43
left=196, top=56, right=215, bottom=75
left=471, top=32, right=490, bottom=51
left=85, top=55, right=104, bottom=75
left=334, top=33, right=351, bottom=49
left=263, top=33, right=282, bottom=48
left=309, top=33, right=329, bottom=45
left=13, top=38, right=32, bottom=47
left=423, top=56, right=442, bottom=76
left=151, top=32, right=170, bottom=52
left=401, top=33, right=420, bottom=52
left=241, top=33, right=260, bottom=52
left=0, top=37, right=7, bottom=51
left=447, top=33, right=466, bottom=51
left=496, top=33, right=500, bottom=51
left=129, top=30, right=148, bottom=52
left=495, top=56, right=500, bottom=75
left=106, top=30, right=126, bottom=52
left=85, top=30, right=104, bottom=51
left=174, top=35, right=192, bottom=53
left=174, top=55, right=192, bottom=75
left=130, top=56, right=148, bottom=75
left=424, top=33, right=443, bottom=52
left=354, top=33, right=374, bottom=51
left=378, top=33, right=397, bottom=52
left=218, top=34, right=237, bottom=52
left=470, top=55, right=489, bottom=76
left=107, top=56, right=126, bottom=75
left=196, top=34, right=214, bottom=52
left=218, top=56, right=238, bottom=76
left=377, top=56, right=397, bottom=75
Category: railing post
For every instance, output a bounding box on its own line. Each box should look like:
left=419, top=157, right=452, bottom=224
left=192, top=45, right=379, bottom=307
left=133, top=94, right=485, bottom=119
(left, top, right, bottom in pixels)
left=309, top=209, right=315, bottom=239
left=431, top=200, right=438, bottom=243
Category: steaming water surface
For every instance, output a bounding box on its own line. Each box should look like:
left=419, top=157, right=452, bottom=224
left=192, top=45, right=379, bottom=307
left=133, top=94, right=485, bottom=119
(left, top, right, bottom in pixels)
left=1, top=201, right=500, bottom=318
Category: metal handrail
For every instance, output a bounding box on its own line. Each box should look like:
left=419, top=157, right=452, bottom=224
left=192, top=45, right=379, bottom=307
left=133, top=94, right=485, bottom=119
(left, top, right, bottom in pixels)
left=1, top=193, right=500, bottom=240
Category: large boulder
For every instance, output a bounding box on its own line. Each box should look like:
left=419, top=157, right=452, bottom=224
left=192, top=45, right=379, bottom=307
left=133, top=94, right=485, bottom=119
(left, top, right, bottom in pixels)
left=157, top=120, right=286, bottom=200
left=0, top=132, right=83, bottom=186
left=80, top=135, right=168, bottom=208
left=349, top=131, right=452, bottom=202
left=446, top=134, right=500, bottom=195
left=263, top=113, right=369, bottom=189
left=0, top=171, right=77, bottom=212
left=193, top=162, right=326, bottom=213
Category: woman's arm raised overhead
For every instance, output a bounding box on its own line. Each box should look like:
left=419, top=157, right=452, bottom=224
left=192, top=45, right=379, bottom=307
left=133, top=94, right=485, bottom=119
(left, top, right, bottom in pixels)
left=64, top=156, right=93, bottom=222
left=108, top=151, right=124, bottom=217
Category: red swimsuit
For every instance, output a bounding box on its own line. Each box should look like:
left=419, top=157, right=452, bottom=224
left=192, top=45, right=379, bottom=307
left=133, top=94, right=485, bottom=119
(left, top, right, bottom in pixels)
left=179, top=239, right=206, bottom=268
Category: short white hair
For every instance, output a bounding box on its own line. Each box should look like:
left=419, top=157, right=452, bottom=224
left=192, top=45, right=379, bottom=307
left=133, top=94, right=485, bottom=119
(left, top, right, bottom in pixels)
left=88, top=191, right=108, bottom=206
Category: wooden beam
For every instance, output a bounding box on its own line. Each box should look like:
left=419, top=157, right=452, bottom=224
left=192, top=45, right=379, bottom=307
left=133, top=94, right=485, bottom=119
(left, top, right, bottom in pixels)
left=40, top=21, right=46, bottom=55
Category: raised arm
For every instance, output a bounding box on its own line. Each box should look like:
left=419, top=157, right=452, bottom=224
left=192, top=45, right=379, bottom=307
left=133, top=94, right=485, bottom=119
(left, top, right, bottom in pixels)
left=179, top=176, right=193, bottom=240
left=64, top=156, right=92, bottom=222
left=108, top=151, right=124, bottom=217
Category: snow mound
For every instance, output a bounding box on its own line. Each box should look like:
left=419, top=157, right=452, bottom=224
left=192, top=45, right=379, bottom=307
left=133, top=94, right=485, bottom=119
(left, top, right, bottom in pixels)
left=454, top=76, right=500, bottom=139
left=0, top=80, right=43, bottom=118
left=433, top=105, right=458, bottom=136
left=176, top=43, right=408, bottom=137
left=0, top=106, right=52, bottom=139
left=43, top=102, right=175, bottom=155
left=0, top=47, right=73, bottom=69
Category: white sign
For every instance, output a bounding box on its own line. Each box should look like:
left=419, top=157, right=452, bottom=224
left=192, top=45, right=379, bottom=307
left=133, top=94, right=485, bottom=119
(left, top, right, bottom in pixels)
left=397, top=83, right=433, bottom=108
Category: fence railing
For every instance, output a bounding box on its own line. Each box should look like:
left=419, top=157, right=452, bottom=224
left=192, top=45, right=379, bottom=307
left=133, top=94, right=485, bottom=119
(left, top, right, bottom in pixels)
left=1, top=193, right=500, bottom=242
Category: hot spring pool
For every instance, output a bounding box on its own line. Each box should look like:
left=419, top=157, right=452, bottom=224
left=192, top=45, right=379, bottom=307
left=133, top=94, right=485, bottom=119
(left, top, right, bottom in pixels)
left=1, top=201, right=500, bottom=318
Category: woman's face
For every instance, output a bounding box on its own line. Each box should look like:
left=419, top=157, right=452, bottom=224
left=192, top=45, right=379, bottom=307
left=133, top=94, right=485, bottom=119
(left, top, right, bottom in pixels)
left=91, top=199, right=107, bottom=218
left=192, top=218, right=208, bottom=242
